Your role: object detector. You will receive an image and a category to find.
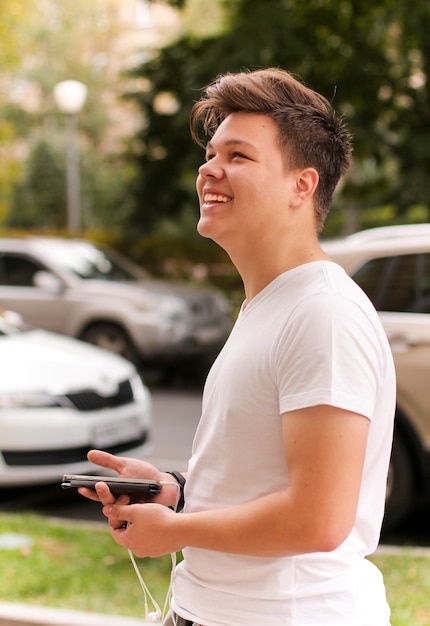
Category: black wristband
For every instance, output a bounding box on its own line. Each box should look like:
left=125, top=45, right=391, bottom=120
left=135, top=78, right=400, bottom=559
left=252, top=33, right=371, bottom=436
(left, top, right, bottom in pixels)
left=166, top=471, right=186, bottom=512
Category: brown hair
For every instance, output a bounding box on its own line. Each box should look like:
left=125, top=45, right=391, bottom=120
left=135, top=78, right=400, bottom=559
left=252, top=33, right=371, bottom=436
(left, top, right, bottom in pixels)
left=190, top=68, right=352, bottom=231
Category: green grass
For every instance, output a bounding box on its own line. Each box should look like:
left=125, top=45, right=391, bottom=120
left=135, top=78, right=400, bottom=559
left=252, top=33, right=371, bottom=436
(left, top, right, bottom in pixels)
left=371, top=550, right=430, bottom=625
left=0, top=512, right=430, bottom=624
left=0, top=512, right=173, bottom=617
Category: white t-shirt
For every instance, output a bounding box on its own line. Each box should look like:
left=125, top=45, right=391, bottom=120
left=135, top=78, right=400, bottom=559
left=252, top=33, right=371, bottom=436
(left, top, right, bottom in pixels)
left=171, top=261, right=396, bottom=626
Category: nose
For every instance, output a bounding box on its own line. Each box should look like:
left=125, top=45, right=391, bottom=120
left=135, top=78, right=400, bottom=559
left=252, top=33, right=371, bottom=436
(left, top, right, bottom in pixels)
left=198, top=158, right=223, bottom=180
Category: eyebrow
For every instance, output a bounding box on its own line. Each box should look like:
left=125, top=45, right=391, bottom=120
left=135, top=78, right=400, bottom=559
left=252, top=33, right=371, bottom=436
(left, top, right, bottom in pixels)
left=206, top=138, right=257, bottom=152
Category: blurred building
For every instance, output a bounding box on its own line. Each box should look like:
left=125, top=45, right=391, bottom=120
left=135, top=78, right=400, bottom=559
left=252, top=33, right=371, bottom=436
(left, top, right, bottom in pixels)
left=3, top=0, right=181, bottom=153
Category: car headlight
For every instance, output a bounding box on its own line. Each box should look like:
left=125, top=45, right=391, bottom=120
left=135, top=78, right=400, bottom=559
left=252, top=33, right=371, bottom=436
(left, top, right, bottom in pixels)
left=129, top=373, right=151, bottom=405
left=0, top=392, right=63, bottom=408
left=158, top=295, right=187, bottom=317
left=133, top=294, right=186, bottom=317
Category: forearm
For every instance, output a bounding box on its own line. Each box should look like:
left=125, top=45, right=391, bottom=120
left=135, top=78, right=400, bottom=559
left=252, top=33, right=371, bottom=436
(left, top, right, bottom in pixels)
left=171, top=489, right=353, bottom=557
left=105, top=482, right=356, bottom=559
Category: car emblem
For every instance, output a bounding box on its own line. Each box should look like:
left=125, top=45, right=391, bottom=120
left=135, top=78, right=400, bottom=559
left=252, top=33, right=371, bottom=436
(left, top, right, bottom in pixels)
left=97, top=378, right=119, bottom=397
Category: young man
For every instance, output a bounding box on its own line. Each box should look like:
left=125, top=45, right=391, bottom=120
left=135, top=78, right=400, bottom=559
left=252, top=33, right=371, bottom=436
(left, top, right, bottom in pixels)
left=83, top=68, right=396, bottom=626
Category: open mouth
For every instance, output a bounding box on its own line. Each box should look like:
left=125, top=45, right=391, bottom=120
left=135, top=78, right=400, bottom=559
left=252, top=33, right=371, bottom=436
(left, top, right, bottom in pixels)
left=203, top=193, right=231, bottom=203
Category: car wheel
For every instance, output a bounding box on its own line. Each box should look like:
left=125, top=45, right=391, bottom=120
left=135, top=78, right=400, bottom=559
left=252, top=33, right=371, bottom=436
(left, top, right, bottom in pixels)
left=383, top=431, right=415, bottom=531
left=80, top=323, right=138, bottom=364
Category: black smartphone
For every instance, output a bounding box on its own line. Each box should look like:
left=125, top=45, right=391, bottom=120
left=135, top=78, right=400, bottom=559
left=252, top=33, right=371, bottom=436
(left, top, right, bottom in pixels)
left=61, top=474, right=163, bottom=496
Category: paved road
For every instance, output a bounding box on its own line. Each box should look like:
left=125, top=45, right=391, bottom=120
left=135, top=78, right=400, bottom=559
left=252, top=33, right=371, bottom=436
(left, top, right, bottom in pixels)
left=145, top=388, right=202, bottom=470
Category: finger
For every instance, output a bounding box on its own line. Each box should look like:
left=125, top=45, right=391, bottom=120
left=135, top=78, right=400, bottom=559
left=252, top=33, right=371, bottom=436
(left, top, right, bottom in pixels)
left=87, top=449, right=126, bottom=474
left=104, top=501, right=132, bottom=530
left=110, top=516, right=130, bottom=531
left=94, top=482, right=117, bottom=505
left=78, top=487, right=101, bottom=502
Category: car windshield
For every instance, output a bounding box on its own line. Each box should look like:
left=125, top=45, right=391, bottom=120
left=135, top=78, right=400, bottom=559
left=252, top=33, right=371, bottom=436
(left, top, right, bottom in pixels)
left=44, top=241, right=147, bottom=282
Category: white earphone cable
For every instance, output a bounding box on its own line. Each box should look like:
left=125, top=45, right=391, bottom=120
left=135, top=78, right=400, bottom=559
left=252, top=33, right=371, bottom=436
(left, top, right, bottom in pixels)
left=127, top=480, right=180, bottom=624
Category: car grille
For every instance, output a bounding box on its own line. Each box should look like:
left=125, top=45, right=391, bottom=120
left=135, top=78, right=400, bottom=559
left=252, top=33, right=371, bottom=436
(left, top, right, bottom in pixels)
left=65, top=379, right=134, bottom=411
left=190, top=296, right=218, bottom=317
left=1, top=433, right=148, bottom=466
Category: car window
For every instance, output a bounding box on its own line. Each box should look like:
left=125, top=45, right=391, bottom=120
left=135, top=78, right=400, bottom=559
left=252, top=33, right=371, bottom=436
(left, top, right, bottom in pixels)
left=0, top=254, right=43, bottom=287
left=43, top=242, right=142, bottom=281
left=353, top=253, right=430, bottom=313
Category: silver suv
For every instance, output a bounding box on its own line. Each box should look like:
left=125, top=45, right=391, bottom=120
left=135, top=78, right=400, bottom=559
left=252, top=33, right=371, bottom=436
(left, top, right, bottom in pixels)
left=323, top=223, right=430, bottom=529
left=0, top=237, right=232, bottom=371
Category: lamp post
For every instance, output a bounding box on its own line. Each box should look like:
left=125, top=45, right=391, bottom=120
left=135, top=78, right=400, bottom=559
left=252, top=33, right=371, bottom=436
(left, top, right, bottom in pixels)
left=53, top=80, right=87, bottom=233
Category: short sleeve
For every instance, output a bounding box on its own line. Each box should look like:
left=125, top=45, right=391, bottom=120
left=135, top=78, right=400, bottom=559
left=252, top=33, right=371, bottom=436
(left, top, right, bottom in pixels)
left=274, top=292, right=385, bottom=419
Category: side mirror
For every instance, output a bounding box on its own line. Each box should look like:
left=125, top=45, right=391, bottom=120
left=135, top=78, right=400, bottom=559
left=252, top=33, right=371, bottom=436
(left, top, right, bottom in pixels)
left=2, top=309, right=24, bottom=326
left=33, top=270, right=64, bottom=293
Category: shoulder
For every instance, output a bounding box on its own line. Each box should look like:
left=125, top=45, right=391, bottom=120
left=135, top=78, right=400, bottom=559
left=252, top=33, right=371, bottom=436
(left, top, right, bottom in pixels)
left=288, top=262, right=380, bottom=327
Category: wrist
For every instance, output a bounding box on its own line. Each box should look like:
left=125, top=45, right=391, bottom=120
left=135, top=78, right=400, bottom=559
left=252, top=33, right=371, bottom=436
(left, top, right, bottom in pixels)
left=165, top=470, right=186, bottom=512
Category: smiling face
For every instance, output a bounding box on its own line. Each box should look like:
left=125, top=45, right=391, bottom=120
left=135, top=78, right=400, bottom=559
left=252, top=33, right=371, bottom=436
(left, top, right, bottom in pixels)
left=196, top=112, right=300, bottom=253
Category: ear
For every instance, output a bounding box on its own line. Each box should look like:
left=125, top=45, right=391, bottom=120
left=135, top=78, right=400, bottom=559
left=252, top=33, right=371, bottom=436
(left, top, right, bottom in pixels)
left=291, top=168, right=319, bottom=207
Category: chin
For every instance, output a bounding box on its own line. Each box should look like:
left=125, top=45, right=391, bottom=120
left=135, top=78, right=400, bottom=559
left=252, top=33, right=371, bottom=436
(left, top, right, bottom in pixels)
left=197, top=216, right=231, bottom=250
left=197, top=218, right=215, bottom=239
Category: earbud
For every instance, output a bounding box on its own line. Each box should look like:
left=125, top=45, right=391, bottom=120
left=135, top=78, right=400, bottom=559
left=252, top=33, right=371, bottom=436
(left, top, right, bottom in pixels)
left=147, top=609, right=162, bottom=622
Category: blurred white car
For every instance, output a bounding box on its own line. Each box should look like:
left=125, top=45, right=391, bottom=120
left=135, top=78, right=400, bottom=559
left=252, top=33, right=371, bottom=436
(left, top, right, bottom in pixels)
left=0, top=237, right=232, bottom=369
left=323, top=223, right=430, bottom=529
left=0, top=309, right=153, bottom=486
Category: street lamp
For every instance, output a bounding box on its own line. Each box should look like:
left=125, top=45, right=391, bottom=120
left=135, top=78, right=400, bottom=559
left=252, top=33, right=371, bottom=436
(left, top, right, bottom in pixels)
left=53, top=80, right=87, bottom=233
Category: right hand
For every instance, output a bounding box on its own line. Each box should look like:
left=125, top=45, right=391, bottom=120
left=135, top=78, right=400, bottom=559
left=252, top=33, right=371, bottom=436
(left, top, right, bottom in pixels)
left=78, top=449, right=180, bottom=509
left=87, top=449, right=162, bottom=481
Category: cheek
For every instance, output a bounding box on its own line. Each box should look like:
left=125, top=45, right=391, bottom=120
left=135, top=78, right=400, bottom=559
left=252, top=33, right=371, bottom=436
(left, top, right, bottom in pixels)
left=196, top=175, right=204, bottom=198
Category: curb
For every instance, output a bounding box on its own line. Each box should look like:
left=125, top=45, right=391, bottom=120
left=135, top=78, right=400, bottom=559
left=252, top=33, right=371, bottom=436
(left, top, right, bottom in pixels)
left=0, top=603, right=152, bottom=626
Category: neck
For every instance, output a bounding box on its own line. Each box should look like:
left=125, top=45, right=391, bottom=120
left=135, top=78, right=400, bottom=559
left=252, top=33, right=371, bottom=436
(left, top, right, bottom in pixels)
left=226, top=232, right=328, bottom=303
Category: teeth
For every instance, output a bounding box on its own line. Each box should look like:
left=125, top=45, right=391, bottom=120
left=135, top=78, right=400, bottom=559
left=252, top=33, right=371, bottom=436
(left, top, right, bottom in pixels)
left=204, top=193, right=229, bottom=203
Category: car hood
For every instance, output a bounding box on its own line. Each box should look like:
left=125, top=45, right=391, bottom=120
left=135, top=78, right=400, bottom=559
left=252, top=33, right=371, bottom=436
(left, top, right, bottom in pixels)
left=75, top=278, right=229, bottom=311
left=0, top=329, right=135, bottom=394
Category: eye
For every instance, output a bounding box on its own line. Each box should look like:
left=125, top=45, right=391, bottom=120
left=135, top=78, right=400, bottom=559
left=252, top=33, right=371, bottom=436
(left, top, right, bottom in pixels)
left=231, top=151, right=248, bottom=160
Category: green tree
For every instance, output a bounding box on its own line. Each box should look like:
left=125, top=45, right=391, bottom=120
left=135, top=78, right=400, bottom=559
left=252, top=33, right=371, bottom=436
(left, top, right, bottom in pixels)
left=2, top=0, right=149, bottom=230
left=126, top=0, right=430, bottom=236
left=10, top=140, right=66, bottom=228
left=0, top=0, right=38, bottom=223
left=0, top=0, right=36, bottom=67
